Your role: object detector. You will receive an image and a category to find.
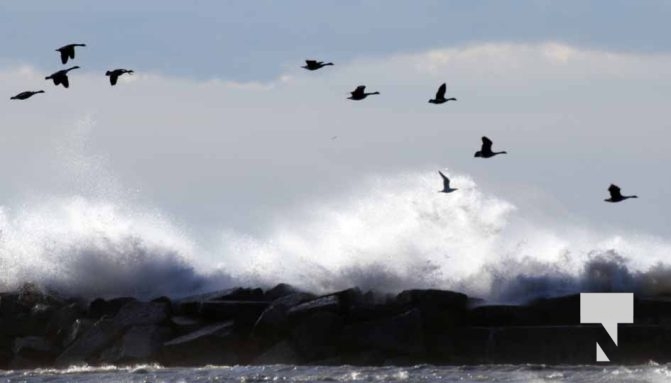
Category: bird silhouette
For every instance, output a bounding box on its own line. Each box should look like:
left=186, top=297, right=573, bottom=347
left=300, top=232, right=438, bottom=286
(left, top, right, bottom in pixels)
left=429, top=83, right=457, bottom=104
left=302, top=60, right=333, bottom=71
left=348, top=85, right=380, bottom=101
left=56, top=44, right=86, bottom=64
left=10, top=90, right=45, bottom=100
left=438, top=171, right=458, bottom=193
left=45, top=66, right=80, bottom=88
left=474, top=136, right=507, bottom=158
left=105, top=69, right=134, bottom=86
left=605, top=184, right=638, bottom=203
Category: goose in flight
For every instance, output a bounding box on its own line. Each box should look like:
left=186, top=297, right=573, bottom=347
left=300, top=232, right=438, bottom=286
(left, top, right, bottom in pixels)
left=302, top=60, right=333, bottom=71
left=348, top=85, right=380, bottom=101
left=429, top=83, right=457, bottom=104
left=10, top=90, right=45, bottom=100
left=56, top=43, right=86, bottom=64
left=45, top=66, right=80, bottom=88
left=474, top=136, right=507, bottom=158
left=106, top=69, right=134, bottom=86
left=438, top=171, right=457, bottom=193
left=605, top=184, right=638, bottom=203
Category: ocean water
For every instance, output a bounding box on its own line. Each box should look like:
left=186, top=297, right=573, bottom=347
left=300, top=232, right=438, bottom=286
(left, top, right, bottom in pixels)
left=2, top=364, right=670, bottom=383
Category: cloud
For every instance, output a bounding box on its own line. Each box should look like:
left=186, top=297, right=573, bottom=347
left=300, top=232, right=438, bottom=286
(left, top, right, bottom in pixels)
left=0, top=42, right=670, bottom=240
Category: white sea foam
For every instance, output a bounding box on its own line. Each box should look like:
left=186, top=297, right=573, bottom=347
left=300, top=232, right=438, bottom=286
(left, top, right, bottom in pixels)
left=0, top=170, right=669, bottom=302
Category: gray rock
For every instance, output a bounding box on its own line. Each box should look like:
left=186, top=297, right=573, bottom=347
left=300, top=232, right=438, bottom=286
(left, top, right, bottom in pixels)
left=252, top=292, right=316, bottom=342
left=161, top=321, right=238, bottom=366
left=170, top=315, right=204, bottom=334
left=264, top=284, right=303, bottom=301
left=288, top=288, right=362, bottom=319
left=47, top=303, right=85, bottom=340
left=13, top=336, right=58, bottom=364
left=62, top=318, right=94, bottom=348
left=114, top=301, right=170, bottom=327
left=88, top=297, right=137, bottom=319
left=99, top=325, right=172, bottom=363
left=290, top=311, right=344, bottom=361
left=340, top=308, right=424, bottom=354
left=55, top=318, right=123, bottom=367
left=199, top=301, right=269, bottom=326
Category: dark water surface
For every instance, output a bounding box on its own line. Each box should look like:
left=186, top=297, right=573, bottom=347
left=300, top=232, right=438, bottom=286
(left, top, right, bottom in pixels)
left=2, top=364, right=670, bottom=383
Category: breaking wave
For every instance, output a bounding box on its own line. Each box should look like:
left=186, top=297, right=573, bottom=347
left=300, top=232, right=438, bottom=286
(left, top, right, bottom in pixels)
left=1, top=171, right=670, bottom=302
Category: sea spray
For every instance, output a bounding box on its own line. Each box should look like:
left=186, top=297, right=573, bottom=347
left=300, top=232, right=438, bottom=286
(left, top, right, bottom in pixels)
left=0, top=170, right=670, bottom=301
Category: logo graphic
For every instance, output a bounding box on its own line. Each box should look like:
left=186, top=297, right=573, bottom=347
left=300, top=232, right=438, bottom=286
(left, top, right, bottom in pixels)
left=580, top=293, right=634, bottom=362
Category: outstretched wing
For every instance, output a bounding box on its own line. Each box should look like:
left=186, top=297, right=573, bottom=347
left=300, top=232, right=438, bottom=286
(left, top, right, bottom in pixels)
left=439, top=171, right=450, bottom=189
left=481, top=136, right=493, bottom=152
left=608, top=184, right=623, bottom=199
left=69, top=46, right=76, bottom=59
left=60, top=50, right=69, bottom=64
left=352, top=85, right=366, bottom=96
left=436, top=83, right=446, bottom=99
left=305, top=60, right=317, bottom=66
left=110, top=73, right=118, bottom=85
left=62, top=76, right=69, bottom=88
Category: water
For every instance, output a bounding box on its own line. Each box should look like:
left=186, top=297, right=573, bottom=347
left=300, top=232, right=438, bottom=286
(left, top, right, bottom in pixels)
left=2, top=364, right=671, bottom=383
left=0, top=170, right=670, bottom=303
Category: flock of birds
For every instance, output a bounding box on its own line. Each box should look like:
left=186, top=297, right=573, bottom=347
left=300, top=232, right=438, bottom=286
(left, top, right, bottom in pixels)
left=10, top=43, right=133, bottom=101
left=304, top=60, right=637, bottom=203
left=9, top=50, right=638, bottom=204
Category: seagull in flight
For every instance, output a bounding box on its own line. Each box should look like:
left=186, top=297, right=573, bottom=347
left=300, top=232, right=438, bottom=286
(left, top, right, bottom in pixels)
left=438, top=171, right=457, bottom=193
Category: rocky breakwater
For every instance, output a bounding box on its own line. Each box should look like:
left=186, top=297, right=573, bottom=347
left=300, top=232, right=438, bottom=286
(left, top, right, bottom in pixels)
left=1, top=283, right=671, bottom=369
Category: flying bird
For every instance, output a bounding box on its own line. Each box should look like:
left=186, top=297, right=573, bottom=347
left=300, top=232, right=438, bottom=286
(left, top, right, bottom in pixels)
left=56, top=43, right=86, bottom=64
left=438, top=171, right=457, bottom=193
left=10, top=90, right=45, bottom=100
left=45, top=66, right=80, bottom=88
left=105, top=69, right=134, bottom=86
left=474, top=136, right=507, bottom=158
left=348, top=85, right=380, bottom=101
left=302, top=60, right=333, bottom=71
left=605, top=184, right=638, bottom=203
left=429, top=83, right=457, bottom=104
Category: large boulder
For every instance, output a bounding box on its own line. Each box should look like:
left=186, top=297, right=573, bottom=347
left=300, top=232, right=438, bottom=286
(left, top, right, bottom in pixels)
left=290, top=311, right=344, bottom=361
left=55, top=318, right=122, bottom=367
left=55, top=301, right=170, bottom=366
left=468, top=305, right=542, bottom=326
left=340, top=308, right=424, bottom=355
left=287, top=288, right=362, bottom=320
left=174, top=287, right=268, bottom=316
left=88, top=297, right=137, bottom=319
left=61, top=318, right=94, bottom=348
left=199, top=301, right=270, bottom=329
left=526, top=294, right=580, bottom=325
left=264, top=283, right=304, bottom=301
left=252, top=292, right=316, bottom=342
left=114, top=301, right=170, bottom=327
left=46, top=302, right=85, bottom=341
left=160, top=321, right=238, bottom=366
left=12, top=336, right=59, bottom=368
left=396, top=289, right=469, bottom=343
left=99, top=325, right=172, bottom=364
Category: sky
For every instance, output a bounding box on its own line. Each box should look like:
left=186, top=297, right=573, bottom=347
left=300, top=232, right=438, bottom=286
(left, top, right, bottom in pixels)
left=1, top=1, right=671, bottom=276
